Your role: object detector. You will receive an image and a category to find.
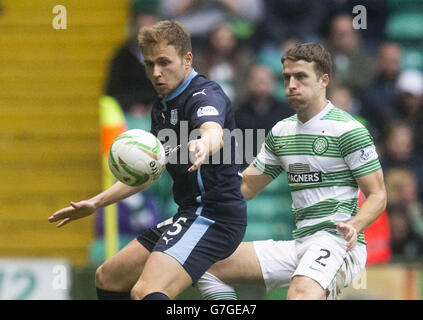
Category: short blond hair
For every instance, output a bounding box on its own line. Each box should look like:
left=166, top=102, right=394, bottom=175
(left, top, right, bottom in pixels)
left=138, top=20, right=192, bottom=57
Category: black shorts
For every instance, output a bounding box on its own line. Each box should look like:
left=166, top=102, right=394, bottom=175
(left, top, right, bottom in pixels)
left=137, top=203, right=247, bottom=284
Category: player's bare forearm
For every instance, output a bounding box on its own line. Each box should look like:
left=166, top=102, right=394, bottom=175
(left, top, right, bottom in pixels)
left=241, top=164, right=273, bottom=200
left=347, top=169, right=387, bottom=233
left=199, top=121, right=224, bottom=155
left=187, top=122, right=223, bottom=172
left=48, top=181, right=146, bottom=228
left=90, top=181, right=147, bottom=210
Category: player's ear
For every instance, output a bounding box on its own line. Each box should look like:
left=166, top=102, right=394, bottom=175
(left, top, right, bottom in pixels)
left=320, top=73, right=329, bottom=88
left=184, top=52, right=193, bottom=68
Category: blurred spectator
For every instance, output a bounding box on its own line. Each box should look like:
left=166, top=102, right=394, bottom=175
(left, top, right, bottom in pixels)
left=195, top=22, right=255, bottom=104
left=104, top=0, right=158, bottom=124
left=380, top=121, right=423, bottom=202
left=159, top=0, right=264, bottom=50
left=392, top=70, right=423, bottom=122
left=256, top=39, right=301, bottom=102
left=325, top=13, right=376, bottom=93
left=327, top=82, right=368, bottom=127
left=235, top=65, right=294, bottom=166
left=359, top=42, right=402, bottom=143
left=319, top=0, right=389, bottom=52
left=391, top=69, right=423, bottom=157
left=385, top=168, right=423, bottom=237
left=387, top=203, right=423, bottom=259
left=255, top=0, right=325, bottom=49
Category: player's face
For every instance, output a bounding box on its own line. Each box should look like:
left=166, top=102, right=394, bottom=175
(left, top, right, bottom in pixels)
left=143, top=42, right=192, bottom=95
left=282, top=59, right=328, bottom=112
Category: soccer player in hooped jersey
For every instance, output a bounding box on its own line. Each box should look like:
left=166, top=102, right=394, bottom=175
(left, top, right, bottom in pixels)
left=48, top=20, right=247, bottom=300
left=198, top=43, right=387, bottom=299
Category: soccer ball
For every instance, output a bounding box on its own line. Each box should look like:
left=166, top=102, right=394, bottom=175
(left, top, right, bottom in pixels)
left=108, top=129, right=166, bottom=187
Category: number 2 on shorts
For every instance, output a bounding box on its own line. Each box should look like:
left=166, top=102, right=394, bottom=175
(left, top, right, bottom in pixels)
left=315, top=249, right=330, bottom=267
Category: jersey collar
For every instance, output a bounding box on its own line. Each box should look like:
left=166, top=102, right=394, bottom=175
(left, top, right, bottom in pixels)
left=163, top=69, right=198, bottom=102
left=297, top=100, right=333, bottom=126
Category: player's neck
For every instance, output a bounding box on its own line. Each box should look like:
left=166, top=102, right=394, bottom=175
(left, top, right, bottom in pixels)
left=297, top=97, right=328, bottom=124
left=164, top=68, right=196, bottom=101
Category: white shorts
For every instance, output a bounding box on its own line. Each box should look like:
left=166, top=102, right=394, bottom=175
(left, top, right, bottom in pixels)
left=253, top=231, right=367, bottom=299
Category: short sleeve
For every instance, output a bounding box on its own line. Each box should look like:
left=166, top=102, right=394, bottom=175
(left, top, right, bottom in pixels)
left=339, top=126, right=382, bottom=178
left=252, top=130, right=284, bottom=179
left=189, top=93, right=226, bottom=129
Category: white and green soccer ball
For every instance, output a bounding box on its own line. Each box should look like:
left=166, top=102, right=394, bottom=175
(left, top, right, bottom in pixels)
left=108, top=129, right=166, bottom=187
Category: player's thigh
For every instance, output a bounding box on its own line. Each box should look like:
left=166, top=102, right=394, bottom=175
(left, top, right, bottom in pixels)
left=131, top=251, right=193, bottom=299
left=95, top=238, right=151, bottom=291
left=251, top=239, right=298, bottom=292
left=291, top=234, right=353, bottom=299
left=153, top=208, right=246, bottom=285
left=206, top=242, right=265, bottom=286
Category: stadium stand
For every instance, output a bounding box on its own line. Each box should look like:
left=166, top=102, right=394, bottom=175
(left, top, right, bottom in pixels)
left=0, top=0, right=129, bottom=265
left=385, top=0, right=423, bottom=71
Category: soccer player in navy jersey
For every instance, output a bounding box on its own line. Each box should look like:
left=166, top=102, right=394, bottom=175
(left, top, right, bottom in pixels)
left=48, top=20, right=247, bottom=300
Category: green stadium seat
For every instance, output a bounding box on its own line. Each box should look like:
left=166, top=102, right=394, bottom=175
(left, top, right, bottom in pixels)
left=243, top=220, right=294, bottom=241
left=401, top=48, right=423, bottom=71
left=247, top=197, right=292, bottom=222
left=388, top=0, right=423, bottom=11
left=386, top=12, right=423, bottom=41
left=244, top=172, right=295, bottom=240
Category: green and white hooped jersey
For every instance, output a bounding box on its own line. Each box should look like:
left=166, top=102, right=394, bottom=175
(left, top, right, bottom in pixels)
left=253, top=102, right=381, bottom=245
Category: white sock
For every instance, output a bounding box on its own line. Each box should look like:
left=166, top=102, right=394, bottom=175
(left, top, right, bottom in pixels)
left=197, top=272, right=238, bottom=300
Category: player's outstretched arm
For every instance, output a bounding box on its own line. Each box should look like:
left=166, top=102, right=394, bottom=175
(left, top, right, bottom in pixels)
left=337, top=169, right=387, bottom=251
left=187, top=121, right=223, bottom=172
left=241, top=164, right=273, bottom=200
left=48, top=181, right=146, bottom=228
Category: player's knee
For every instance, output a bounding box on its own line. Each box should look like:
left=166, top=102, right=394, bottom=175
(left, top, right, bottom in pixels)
left=287, top=288, right=326, bottom=300
left=287, top=277, right=326, bottom=300
left=95, top=263, right=121, bottom=291
left=95, top=264, right=108, bottom=289
left=287, top=284, right=308, bottom=299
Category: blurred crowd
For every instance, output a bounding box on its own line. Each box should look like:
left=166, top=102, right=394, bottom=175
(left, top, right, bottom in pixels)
left=102, top=0, right=423, bottom=263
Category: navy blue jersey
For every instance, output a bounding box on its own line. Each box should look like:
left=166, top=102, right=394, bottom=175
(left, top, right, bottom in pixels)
left=150, top=70, right=245, bottom=224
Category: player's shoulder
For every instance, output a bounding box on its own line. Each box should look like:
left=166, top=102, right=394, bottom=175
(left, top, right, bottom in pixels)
left=320, top=104, right=366, bottom=135
left=188, top=75, right=225, bottom=99
left=320, top=104, right=355, bottom=122
left=269, top=114, right=297, bottom=136
left=181, top=75, right=230, bottom=121
left=185, top=75, right=229, bottom=113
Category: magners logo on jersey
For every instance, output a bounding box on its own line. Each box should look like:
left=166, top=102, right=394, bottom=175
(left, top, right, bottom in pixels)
left=288, top=163, right=322, bottom=183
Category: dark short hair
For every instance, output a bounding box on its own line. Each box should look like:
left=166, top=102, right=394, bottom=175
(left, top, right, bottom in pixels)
left=282, top=42, right=332, bottom=77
